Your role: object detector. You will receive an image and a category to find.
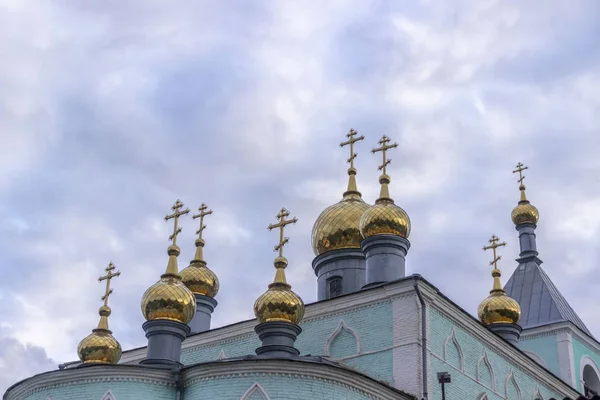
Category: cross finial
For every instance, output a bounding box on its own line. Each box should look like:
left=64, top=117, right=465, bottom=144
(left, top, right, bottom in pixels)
left=98, top=261, right=121, bottom=307
left=512, top=162, right=528, bottom=187
left=340, top=129, right=365, bottom=170
left=482, top=235, right=507, bottom=269
left=193, top=203, right=213, bottom=240
left=267, top=207, right=298, bottom=258
left=372, top=135, right=399, bottom=176
left=164, top=199, right=190, bottom=246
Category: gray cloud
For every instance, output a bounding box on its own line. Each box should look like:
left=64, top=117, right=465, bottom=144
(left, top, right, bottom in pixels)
left=1, top=0, right=599, bottom=394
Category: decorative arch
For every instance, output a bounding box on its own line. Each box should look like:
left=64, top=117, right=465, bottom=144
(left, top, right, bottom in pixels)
left=443, top=328, right=465, bottom=371
left=532, top=386, right=544, bottom=400
left=476, top=349, right=496, bottom=391
left=241, top=383, right=270, bottom=400
left=477, top=393, right=489, bottom=400
left=580, top=355, right=600, bottom=396
left=522, top=350, right=548, bottom=368
left=324, top=320, right=361, bottom=358
left=100, top=391, right=116, bottom=400
left=217, top=349, right=226, bottom=360
left=504, top=370, right=522, bottom=400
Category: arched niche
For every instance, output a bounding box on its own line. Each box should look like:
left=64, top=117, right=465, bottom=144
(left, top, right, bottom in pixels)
left=581, top=356, right=600, bottom=397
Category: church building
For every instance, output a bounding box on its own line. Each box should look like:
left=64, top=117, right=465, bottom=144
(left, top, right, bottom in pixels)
left=4, top=130, right=599, bottom=400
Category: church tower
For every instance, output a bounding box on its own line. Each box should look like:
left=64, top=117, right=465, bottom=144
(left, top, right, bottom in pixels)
left=359, top=135, right=411, bottom=287
left=311, top=129, right=370, bottom=300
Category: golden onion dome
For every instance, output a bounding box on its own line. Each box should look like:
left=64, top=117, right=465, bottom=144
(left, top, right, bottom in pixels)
left=511, top=185, right=539, bottom=225
left=254, top=256, right=305, bottom=325
left=312, top=191, right=369, bottom=256
left=478, top=292, right=521, bottom=325
left=359, top=173, right=411, bottom=239
left=141, top=245, right=196, bottom=324
left=77, top=306, right=122, bottom=364
left=180, top=238, right=220, bottom=298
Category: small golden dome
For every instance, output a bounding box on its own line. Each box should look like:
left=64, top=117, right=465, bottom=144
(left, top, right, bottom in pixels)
left=312, top=192, right=370, bottom=255
left=254, top=256, right=305, bottom=325
left=359, top=198, right=411, bottom=239
left=141, top=274, right=196, bottom=323
left=478, top=292, right=521, bottom=325
left=77, top=306, right=122, bottom=364
left=181, top=260, right=219, bottom=298
left=511, top=201, right=539, bottom=225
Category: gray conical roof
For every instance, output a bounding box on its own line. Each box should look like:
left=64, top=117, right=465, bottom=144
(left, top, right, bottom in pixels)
left=504, top=261, right=591, bottom=337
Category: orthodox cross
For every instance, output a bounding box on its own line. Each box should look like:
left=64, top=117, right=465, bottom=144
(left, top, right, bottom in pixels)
left=512, top=162, right=528, bottom=186
left=340, top=129, right=365, bottom=169
left=268, top=207, right=298, bottom=257
left=99, top=262, right=121, bottom=307
left=193, top=203, right=213, bottom=240
left=165, top=199, right=190, bottom=246
left=372, top=135, right=399, bottom=175
left=482, top=235, right=507, bottom=269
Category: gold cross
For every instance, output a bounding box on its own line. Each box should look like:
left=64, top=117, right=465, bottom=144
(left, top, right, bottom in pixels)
left=340, top=129, right=365, bottom=169
left=98, top=262, right=121, bottom=307
left=164, top=199, right=190, bottom=246
left=482, top=235, right=507, bottom=269
left=268, top=207, right=298, bottom=257
left=372, top=135, right=399, bottom=175
left=512, top=162, right=528, bottom=186
left=193, top=203, right=213, bottom=240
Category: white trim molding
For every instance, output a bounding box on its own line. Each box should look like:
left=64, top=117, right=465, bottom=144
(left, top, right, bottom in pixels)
left=580, top=355, right=600, bottom=392
left=240, top=383, right=270, bottom=400
left=532, top=386, right=544, bottom=400
left=101, top=390, right=116, bottom=400
left=324, top=320, right=361, bottom=357
left=476, top=349, right=496, bottom=391
left=217, top=349, right=226, bottom=360
left=443, top=328, right=464, bottom=372
left=505, top=370, right=522, bottom=400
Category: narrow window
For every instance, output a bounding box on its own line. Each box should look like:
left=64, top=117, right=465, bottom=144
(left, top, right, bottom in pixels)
left=328, top=276, right=343, bottom=299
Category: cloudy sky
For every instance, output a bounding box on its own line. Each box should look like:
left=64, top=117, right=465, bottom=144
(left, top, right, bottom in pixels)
left=1, top=0, right=599, bottom=393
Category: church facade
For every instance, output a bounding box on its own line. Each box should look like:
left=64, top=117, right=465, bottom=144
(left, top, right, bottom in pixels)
left=4, top=131, right=598, bottom=400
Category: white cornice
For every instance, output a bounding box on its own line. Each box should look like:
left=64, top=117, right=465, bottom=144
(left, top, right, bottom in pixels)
left=4, top=365, right=174, bottom=400
left=181, top=359, right=415, bottom=400
left=418, top=283, right=580, bottom=398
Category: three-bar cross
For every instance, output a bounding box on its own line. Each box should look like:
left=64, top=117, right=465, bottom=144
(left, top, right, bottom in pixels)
left=372, top=135, right=399, bottom=175
left=268, top=208, right=298, bottom=257
left=165, top=199, right=190, bottom=246
left=512, top=162, right=528, bottom=186
left=193, top=203, right=213, bottom=240
left=99, top=262, right=121, bottom=307
left=482, top=235, right=507, bottom=269
left=340, top=129, right=365, bottom=169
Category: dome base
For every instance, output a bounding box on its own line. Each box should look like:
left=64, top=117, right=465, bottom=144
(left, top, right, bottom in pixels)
left=142, top=319, right=190, bottom=366
left=312, top=248, right=366, bottom=301
left=361, top=235, right=410, bottom=287
left=255, top=321, right=302, bottom=358
left=188, top=294, right=218, bottom=335
left=488, top=322, right=522, bottom=346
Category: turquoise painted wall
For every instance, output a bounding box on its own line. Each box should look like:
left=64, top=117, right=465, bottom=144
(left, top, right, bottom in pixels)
left=572, top=336, right=600, bottom=393
left=185, top=374, right=378, bottom=400
left=428, top=308, right=566, bottom=400
left=181, top=301, right=394, bottom=383
left=22, top=381, right=174, bottom=400
left=519, top=334, right=560, bottom=376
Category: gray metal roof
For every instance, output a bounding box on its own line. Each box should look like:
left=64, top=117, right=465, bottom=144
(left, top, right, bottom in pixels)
left=504, top=260, right=592, bottom=337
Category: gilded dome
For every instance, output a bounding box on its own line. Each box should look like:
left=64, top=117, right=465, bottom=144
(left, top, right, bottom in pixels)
left=511, top=201, right=539, bottom=225
left=311, top=192, right=369, bottom=255
left=180, top=261, right=220, bottom=298
left=141, top=275, right=196, bottom=323
left=77, top=306, right=122, bottom=364
left=478, top=292, right=521, bottom=325
left=359, top=199, right=411, bottom=239
left=254, top=256, right=305, bottom=325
